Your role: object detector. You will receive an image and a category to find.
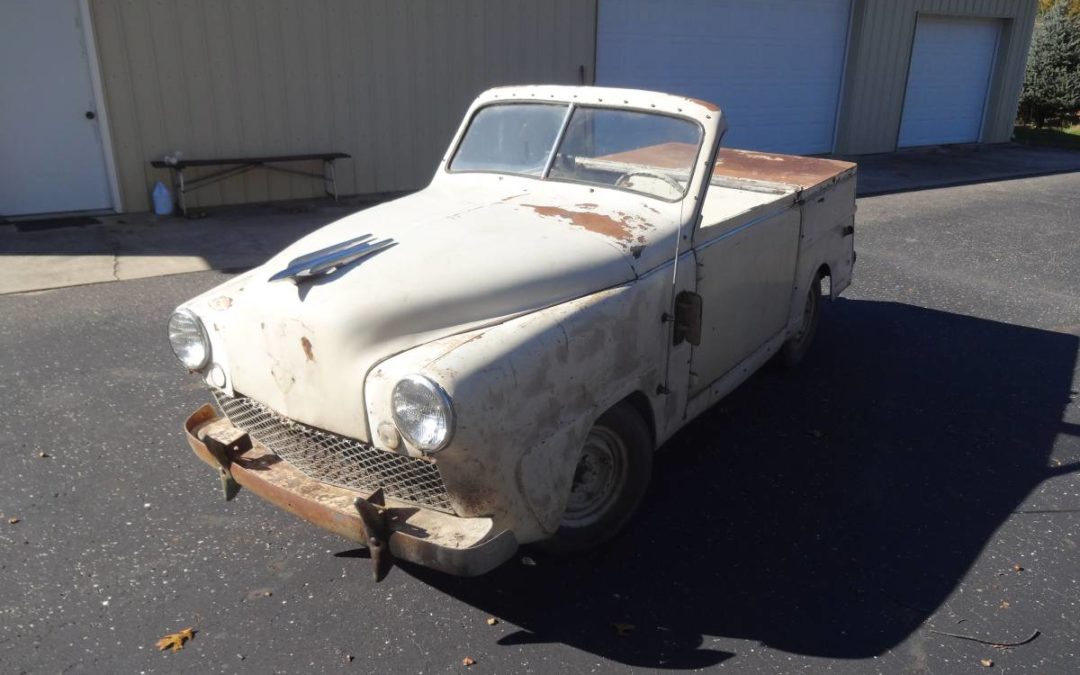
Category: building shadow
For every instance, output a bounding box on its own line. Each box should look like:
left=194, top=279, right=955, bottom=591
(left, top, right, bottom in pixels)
left=402, top=298, right=1080, bottom=669
left=837, top=143, right=1080, bottom=197
left=0, top=197, right=380, bottom=271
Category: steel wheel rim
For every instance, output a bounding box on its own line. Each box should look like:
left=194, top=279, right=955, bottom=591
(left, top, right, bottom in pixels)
left=562, top=425, right=629, bottom=528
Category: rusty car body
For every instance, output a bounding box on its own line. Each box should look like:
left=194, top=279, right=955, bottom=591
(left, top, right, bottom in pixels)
left=170, top=85, right=856, bottom=579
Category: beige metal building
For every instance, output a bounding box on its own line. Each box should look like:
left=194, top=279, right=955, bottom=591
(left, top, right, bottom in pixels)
left=0, top=0, right=1037, bottom=217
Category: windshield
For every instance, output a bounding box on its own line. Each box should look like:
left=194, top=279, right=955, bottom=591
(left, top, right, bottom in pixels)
left=449, top=104, right=703, bottom=200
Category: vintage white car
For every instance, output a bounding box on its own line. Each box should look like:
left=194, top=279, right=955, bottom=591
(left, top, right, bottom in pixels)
left=171, top=85, right=855, bottom=580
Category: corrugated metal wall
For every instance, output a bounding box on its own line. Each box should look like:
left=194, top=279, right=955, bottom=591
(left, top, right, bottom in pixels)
left=837, top=0, right=1037, bottom=154
left=90, top=0, right=597, bottom=212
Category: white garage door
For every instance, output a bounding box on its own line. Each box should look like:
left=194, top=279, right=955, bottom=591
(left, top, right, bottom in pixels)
left=0, top=0, right=114, bottom=216
left=597, top=0, right=851, bottom=154
left=898, top=16, right=1001, bottom=148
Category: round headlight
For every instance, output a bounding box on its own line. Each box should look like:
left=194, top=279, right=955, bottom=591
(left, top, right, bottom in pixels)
left=391, top=375, right=454, bottom=452
left=168, top=309, right=211, bottom=371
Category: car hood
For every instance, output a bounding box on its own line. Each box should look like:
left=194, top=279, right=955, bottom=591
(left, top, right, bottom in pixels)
left=185, top=180, right=677, bottom=440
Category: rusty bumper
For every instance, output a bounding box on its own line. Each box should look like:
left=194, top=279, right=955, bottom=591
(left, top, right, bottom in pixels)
left=184, top=404, right=517, bottom=578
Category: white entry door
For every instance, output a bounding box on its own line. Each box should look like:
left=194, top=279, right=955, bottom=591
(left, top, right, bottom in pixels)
left=898, top=16, right=1001, bottom=148
left=597, top=0, right=852, bottom=154
left=0, top=0, right=114, bottom=216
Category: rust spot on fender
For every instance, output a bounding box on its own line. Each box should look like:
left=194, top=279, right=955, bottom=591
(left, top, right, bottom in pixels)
left=522, top=203, right=646, bottom=244
left=301, top=336, right=315, bottom=362
left=209, top=295, right=233, bottom=311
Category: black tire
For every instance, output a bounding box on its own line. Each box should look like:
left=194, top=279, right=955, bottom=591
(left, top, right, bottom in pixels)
left=780, top=274, right=823, bottom=368
left=539, top=402, right=653, bottom=554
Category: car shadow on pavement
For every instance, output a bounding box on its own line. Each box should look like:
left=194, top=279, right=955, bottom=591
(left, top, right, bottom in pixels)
left=403, top=298, right=1080, bottom=669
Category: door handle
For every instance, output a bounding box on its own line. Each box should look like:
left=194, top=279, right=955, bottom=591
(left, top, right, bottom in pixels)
left=85, top=111, right=96, bottom=120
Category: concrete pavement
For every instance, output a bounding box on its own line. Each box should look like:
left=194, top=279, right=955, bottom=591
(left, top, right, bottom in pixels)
left=3, top=143, right=1078, bottom=296
left=0, top=200, right=368, bottom=295
left=837, top=141, right=1080, bottom=196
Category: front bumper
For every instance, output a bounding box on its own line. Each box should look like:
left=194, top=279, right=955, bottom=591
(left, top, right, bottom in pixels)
left=184, top=404, right=518, bottom=578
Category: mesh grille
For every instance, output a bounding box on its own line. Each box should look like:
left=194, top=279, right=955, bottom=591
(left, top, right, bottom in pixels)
left=211, top=389, right=453, bottom=513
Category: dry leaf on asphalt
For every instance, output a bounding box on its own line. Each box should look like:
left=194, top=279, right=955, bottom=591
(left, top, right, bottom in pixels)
left=155, top=627, right=195, bottom=652
left=1012, top=564, right=1024, bottom=572
left=980, top=658, right=994, bottom=667
left=486, top=617, right=498, bottom=626
left=245, top=588, right=273, bottom=600
left=462, top=656, right=476, bottom=666
left=7, top=517, right=19, bottom=524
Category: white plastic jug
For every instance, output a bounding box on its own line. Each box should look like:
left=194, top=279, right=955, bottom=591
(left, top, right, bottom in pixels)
left=152, top=181, right=173, bottom=216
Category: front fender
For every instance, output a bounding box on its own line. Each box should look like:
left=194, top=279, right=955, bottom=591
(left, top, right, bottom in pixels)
left=364, top=279, right=672, bottom=544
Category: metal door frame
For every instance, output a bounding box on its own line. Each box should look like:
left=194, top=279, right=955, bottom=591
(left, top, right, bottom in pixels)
left=77, top=0, right=122, bottom=213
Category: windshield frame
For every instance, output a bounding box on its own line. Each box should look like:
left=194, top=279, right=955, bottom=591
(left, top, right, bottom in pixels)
left=446, top=102, right=705, bottom=203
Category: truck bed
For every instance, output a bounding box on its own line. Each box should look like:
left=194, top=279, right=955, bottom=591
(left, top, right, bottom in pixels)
left=586, top=143, right=856, bottom=229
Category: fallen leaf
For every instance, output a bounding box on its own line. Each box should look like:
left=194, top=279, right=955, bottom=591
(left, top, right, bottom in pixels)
left=999, top=600, right=1010, bottom=609
left=462, top=656, right=476, bottom=666
left=1012, top=564, right=1024, bottom=572
left=38, top=452, right=50, bottom=458
left=7, top=517, right=19, bottom=525
left=245, top=588, right=273, bottom=601
left=613, top=623, right=636, bottom=637
left=155, top=627, right=195, bottom=652
left=486, top=617, right=499, bottom=626
left=346, top=654, right=354, bottom=662
left=520, top=556, right=536, bottom=566
left=980, top=658, right=994, bottom=667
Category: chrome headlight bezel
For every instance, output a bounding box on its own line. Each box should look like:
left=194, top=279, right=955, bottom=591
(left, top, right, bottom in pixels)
left=167, top=308, right=211, bottom=371
left=390, top=374, right=455, bottom=453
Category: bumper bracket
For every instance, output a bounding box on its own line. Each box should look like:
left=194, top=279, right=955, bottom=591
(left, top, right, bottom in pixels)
left=353, top=488, right=393, bottom=582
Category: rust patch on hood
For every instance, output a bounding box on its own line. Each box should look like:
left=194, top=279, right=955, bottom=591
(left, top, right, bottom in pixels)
left=300, top=337, right=315, bottom=362
left=522, top=203, right=647, bottom=244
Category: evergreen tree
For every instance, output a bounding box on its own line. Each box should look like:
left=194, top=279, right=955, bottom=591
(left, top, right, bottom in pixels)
left=1038, top=0, right=1080, bottom=15
left=1020, top=0, right=1080, bottom=127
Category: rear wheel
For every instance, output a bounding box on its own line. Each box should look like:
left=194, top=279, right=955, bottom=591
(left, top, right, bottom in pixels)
left=540, top=402, right=652, bottom=554
left=780, top=274, right=823, bottom=368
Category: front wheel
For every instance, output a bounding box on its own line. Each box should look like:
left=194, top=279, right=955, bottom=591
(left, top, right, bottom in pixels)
left=540, top=402, right=652, bottom=554
left=780, top=275, right=823, bottom=368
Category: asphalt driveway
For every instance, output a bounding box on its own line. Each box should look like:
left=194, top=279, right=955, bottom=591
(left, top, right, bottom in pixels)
left=1, top=172, right=1078, bottom=673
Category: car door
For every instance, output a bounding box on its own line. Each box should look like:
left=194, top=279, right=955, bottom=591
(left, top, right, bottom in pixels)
left=687, top=190, right=801, bottom=397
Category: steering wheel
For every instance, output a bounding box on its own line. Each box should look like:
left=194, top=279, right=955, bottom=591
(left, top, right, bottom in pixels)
left=615, top=170, right=684, bottom=195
